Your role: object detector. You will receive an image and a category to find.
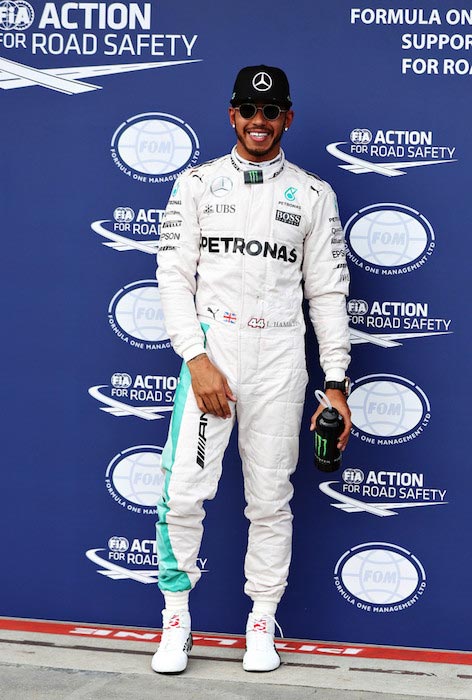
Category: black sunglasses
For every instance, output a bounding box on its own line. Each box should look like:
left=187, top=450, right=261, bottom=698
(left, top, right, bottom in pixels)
left=235, top=103, right=287, bottom=121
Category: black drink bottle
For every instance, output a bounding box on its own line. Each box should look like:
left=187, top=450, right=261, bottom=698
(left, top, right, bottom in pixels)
left=314, top=391, right=344, bottom=472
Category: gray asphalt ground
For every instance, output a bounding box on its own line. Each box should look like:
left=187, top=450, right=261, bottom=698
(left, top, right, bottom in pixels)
left=0, top=626, right=471, bottom=699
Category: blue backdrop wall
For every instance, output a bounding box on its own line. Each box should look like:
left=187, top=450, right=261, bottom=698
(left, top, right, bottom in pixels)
left=2, top=0, right=470, bottom=650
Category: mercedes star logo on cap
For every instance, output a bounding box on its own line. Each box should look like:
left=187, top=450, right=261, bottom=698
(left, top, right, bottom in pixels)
left=252, top=71, right=272, bottom=91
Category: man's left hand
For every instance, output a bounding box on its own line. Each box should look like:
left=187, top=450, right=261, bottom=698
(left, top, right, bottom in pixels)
left=309, top=389, right=352, bottom=451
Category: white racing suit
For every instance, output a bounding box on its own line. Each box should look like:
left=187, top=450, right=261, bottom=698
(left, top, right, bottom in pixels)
left=156, top=147, right=350, bottom=603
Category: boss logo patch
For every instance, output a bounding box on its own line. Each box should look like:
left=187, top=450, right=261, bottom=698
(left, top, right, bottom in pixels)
left=275, top=209, right=301, bottom=227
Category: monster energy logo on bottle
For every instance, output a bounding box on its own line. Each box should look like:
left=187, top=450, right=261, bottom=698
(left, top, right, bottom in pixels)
left=315, top=433, right=328, bottom=458
left=244, top=170, right=264, bottom=184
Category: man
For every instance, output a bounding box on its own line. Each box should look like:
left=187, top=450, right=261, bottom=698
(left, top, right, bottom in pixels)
left=152, top=65, right=351, bottom=674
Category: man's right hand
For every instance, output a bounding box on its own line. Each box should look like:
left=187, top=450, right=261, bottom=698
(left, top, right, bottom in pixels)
left=187, top=354, right=236, bottom=418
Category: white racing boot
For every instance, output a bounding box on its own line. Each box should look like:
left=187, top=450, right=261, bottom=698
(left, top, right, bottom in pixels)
left=151, top=610, right=192, bottom=674
left=243, top=613, right=281, bottom=672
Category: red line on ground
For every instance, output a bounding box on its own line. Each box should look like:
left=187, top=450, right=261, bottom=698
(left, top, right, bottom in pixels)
left=0, top=618, right=471, bottom=665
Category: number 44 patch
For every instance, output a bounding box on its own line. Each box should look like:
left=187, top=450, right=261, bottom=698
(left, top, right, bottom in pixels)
left=248, top=318, right=266, bottom=329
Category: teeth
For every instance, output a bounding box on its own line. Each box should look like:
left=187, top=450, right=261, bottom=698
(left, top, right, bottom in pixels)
left=249, top=132, right=269, bottom=139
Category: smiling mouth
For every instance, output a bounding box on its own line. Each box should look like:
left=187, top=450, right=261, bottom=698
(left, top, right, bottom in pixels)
left=247, top=130, right=271, bottom=142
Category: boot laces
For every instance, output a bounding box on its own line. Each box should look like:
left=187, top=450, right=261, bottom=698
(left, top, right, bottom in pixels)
left=160, top=613, right=189, bottom=651
left=250, top=614, right=284, bottom=643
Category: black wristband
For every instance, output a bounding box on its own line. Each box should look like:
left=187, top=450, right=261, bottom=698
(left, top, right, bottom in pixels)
left=324, top=378, right=351, bottom=397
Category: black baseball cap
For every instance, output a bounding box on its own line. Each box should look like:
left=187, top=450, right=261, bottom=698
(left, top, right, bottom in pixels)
left=230, top=65, right=292, bottom=107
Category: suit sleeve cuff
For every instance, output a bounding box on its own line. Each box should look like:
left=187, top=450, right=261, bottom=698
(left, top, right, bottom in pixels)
left=183, top=344, right=207, bottom=363
left=324, top=369, right=346, bottom=382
